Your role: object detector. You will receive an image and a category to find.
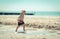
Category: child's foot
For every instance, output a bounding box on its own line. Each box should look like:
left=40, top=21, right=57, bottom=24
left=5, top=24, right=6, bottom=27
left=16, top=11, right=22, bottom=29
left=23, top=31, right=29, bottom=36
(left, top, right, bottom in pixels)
left=15, top=30, right=17, bottom=32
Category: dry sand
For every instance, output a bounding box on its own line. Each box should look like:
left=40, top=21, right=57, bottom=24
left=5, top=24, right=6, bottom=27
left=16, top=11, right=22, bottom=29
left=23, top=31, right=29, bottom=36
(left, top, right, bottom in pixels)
left=0, top=15, right=60, bottom=39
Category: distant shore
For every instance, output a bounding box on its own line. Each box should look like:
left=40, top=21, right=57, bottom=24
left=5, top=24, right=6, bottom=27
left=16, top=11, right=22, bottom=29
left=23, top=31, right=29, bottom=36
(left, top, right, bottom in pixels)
left=0, top=12, right=34, bottom=15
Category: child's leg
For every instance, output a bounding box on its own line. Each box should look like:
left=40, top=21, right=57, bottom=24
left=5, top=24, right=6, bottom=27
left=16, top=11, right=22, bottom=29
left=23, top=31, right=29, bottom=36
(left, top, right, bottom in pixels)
left=23, top=24, right=25, bottom=31
left=16, top=26, right=20, bottom=32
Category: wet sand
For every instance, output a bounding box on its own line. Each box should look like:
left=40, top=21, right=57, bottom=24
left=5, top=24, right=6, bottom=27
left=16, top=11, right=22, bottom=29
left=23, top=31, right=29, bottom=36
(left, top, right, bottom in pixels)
left=0, top=25, right=60, bottom=39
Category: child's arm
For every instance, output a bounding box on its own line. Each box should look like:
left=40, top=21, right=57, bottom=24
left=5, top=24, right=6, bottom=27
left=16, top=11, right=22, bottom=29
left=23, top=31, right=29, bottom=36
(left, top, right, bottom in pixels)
left=17, top=17, right=20, bottom=22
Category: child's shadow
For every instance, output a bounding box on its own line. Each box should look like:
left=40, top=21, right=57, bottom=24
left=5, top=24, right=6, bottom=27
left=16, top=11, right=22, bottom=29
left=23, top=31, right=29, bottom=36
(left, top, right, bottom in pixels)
left=18, top=31, right=25, bottom=33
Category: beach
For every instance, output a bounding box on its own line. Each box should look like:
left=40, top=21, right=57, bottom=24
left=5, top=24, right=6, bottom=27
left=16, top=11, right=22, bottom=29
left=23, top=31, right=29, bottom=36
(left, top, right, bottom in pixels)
left=0, top=15, right=60, bottom=39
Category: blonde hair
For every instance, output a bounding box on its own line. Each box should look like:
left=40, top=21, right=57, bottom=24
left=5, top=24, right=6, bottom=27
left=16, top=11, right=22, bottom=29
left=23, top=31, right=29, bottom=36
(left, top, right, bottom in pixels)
left=21, top=10, right=26, bottom=13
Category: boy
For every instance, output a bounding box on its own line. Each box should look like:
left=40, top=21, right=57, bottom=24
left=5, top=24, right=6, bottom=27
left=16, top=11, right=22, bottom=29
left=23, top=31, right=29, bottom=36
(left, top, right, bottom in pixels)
left=15, top=10, right=26, bottom=32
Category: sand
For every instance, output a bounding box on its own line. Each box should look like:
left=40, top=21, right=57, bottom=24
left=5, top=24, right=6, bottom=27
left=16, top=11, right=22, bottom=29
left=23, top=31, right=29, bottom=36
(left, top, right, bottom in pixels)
left=0, top=25, right=60, bottom=39
left=0, top=15, right=60, bottom=39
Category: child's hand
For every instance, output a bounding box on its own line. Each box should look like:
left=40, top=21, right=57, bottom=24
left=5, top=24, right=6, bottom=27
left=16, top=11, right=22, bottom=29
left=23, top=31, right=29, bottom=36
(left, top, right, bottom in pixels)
left=17, top=18, right=20, bottom=21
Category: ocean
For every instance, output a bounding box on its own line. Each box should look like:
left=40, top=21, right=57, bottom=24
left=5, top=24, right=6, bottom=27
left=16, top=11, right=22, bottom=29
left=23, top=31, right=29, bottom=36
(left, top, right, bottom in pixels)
left=34, top=12, right=60, bottom=16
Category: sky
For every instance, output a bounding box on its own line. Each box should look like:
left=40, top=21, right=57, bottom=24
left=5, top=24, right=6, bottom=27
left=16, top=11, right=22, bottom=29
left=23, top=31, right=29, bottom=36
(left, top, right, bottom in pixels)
left=0, top=0, right=60, bottom=12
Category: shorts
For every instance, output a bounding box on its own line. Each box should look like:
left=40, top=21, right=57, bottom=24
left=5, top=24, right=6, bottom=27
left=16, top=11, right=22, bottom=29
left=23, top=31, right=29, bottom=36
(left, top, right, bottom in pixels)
left=18, top=21, right=24, bottom=26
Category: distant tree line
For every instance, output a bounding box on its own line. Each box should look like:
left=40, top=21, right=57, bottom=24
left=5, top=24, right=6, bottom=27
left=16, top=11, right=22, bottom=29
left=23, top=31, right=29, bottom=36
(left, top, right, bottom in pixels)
left=0, top=12, right=34, bottom=15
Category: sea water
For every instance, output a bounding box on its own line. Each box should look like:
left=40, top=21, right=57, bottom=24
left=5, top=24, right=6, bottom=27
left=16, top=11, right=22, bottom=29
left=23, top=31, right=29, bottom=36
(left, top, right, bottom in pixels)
left=34, top=12, right=60, bottom=16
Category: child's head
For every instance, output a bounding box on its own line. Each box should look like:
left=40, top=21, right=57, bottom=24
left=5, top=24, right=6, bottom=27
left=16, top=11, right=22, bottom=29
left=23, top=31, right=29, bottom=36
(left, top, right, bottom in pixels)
left=21, top=10, right=26, bottom=13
